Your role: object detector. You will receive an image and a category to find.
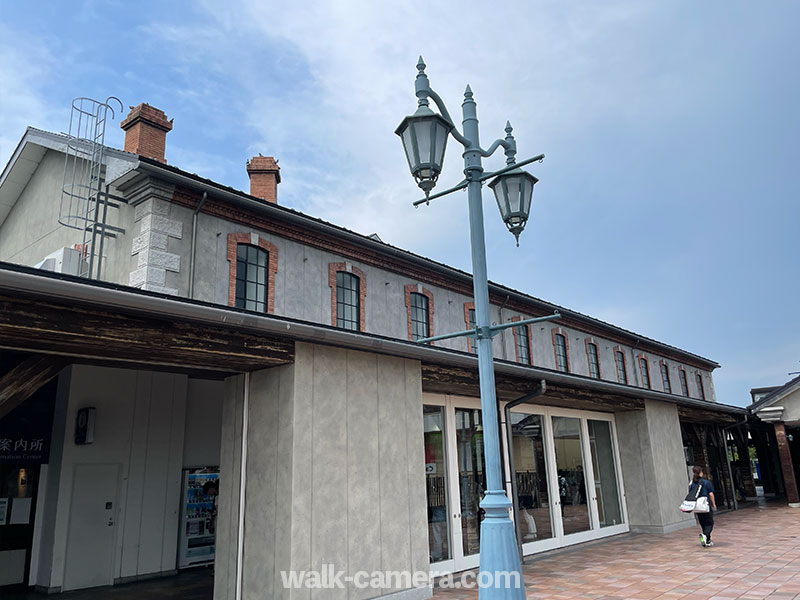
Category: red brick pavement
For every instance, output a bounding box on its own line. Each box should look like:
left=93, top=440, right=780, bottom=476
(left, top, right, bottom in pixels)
left=433, top=504, right=800, bottom=599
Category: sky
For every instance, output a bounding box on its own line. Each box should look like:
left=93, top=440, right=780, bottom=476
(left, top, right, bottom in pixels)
left=1, top=1, right=798, bottom=406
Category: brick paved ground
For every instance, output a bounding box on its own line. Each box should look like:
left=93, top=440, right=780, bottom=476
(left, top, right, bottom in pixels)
left=434, top=503, right=800, bottom=600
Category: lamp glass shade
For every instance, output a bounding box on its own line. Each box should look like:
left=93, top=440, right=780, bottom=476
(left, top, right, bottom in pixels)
left=396, top=108, right=453, bottom=194
left=489, top=169, right=538, bottom=240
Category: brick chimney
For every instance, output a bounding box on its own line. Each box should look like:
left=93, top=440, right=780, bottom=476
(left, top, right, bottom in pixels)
left=246, top=155, right=281, bottom=204
left=120, top=103, right=173, bottom=163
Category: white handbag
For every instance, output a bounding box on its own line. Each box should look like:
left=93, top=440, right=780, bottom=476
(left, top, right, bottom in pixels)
left=680, top=481, right=709, bottom=513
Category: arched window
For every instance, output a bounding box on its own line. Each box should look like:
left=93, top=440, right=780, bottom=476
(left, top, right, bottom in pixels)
left=615, top=349, right=628, bottom=384
left=553, top=331, right=569, bottom=373
left=336, top=271, right=361, bottom=331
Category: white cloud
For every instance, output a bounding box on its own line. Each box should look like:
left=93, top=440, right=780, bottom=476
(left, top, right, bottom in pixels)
left=0, top=25, right=64, bottom=168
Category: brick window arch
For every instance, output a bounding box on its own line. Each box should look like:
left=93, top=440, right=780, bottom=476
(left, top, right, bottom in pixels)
left=585, top=338, right=601, bottom=379
left=637, top=354, right=652, bottom=389
left=614, top=346, right=628, bottom=384
left=405, top=284, right=434, bottom=342
left=510, top=315, right=533, bottom=365
left=464, top=302, right=476, bottom=353
left=551, top=327, right=570, bottom=373
left=329, top=262, right=366, bottom=331
left=227, top=232, right=278, bottom=313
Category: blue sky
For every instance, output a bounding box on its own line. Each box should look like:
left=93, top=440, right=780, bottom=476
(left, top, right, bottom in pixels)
left=1, top=1, right=798, bottom=406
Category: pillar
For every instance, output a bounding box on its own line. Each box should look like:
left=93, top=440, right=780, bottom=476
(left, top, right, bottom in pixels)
left=773, top=422, right=800, bottom=507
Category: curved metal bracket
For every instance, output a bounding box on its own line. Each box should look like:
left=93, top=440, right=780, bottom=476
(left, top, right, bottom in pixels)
left=425, top=88, right=472, bottom=148
left=480, top=137, right=513, bottom=158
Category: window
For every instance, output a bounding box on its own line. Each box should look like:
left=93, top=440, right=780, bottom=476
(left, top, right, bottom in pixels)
left=679, top=369, right=689, bottom=396
left=586, top=342, right=600, bottom=379
left=227, top=233, right=277, bottom=313
left=696, top=373, right=706, bottom=400
left=409, top=292, right=430, bottom=341
left=615, top=350, right=628, bottom=384
left=336, top=271, right=361, bottom=331
left=467, top=307, right=476, bottom=353
left=660, top=363, right=672, bottom=394
left=639, top=357, right=651, bottom=389
left=514, top=322, right=532, bottom=365
left=235, top=244, right=268, bottom=312
left=554, top=333, right=569, bottom=372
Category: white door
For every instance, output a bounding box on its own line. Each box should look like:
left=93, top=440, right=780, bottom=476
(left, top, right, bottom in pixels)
left=424, top=395, right=484, bottom=574
left=63, top=464, right=120, bottom=590
left=503, top=405, right=629, bottom=554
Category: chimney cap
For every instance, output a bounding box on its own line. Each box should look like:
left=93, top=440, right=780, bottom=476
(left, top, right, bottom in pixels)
left=246, top=155, right=281, bottom=183
left=120, top=103, right=173, bottom=133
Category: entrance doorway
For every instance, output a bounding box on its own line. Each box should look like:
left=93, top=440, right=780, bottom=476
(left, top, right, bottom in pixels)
left=423, top=395, right=628, bottom=572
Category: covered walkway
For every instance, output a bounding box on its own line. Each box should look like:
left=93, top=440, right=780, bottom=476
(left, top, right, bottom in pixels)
left=436, top=503, right=800, bottom=599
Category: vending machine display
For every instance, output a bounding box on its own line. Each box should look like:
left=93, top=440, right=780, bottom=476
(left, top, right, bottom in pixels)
left=178, top=468, right=219, bottom=568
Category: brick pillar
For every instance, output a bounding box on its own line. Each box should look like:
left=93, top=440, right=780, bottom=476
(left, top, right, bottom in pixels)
left=774, top=422, right=800, bottom=507
left=246, top=155, right=280, bottom=203
left=120, top=103, right=173, bottom=163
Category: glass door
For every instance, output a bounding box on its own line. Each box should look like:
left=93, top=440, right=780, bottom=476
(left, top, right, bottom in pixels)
left=507, top=411, right=558, bottom=554
left=587, top=419, right=625, bottom=530
left=423, top=405, right=451, bottom=569
left=551, top=416, right=592, bottom=537
left=452, top=406, right=485, bottom=571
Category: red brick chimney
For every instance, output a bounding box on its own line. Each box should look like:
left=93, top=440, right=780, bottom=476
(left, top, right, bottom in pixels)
left=246, top=155, right=280, bottom=204
left=120, top=103, right=173, bottom=163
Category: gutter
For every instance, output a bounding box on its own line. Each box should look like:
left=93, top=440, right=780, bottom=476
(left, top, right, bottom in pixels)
left=0, top=263, right=744, bottom=416
left=116, top=159, right=719, bottom=370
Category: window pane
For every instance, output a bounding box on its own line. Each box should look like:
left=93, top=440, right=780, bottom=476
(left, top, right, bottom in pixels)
left=516, top=325, right=530, bottom=365
left=640, top=358, right=650, bottom=388
left=552, top=416, right=590, bottom=535
left=661, top=364, right=672, bottom=394
left=616, top=352, right=627, bottom=384
left=588, top=344, right=600, bottom=379
left=336, top=272, right=360, bottom=331
left=424, top=406, right=451, bottom=562
left=555, top=334, right=568, bottom=372
left=588, top=420, right=623, bottom=527
left=510, top=412, right=553, bottom=541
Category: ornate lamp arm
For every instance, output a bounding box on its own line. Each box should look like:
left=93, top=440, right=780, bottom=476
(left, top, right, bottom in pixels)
left=414, top=57, right=472, bottom=148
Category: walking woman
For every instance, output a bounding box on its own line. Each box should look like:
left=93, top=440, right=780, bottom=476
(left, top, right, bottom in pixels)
left=690, top=466, right=717, bottom=547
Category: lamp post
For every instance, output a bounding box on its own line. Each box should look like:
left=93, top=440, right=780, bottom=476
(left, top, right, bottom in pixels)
left=396, top=58, right=554, bottom=599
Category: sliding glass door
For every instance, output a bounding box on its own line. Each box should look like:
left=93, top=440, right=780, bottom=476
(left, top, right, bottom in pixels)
left=424, top=395, right=628, bottom=572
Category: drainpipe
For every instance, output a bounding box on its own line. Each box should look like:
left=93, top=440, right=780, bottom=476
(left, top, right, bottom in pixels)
left=722, top=413, right=749, bottom=510
left=188, top=192, right=208, bottom=299
left=235, top=372, right=250, bottom=600
left=503, top=379, right=546, bottom=561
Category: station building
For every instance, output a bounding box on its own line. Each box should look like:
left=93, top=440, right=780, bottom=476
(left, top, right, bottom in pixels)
left=0, top=103, right=749, bottom=598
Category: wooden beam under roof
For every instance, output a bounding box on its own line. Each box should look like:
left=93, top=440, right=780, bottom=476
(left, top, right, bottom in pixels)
left=0, top=294, right=294, bottom=373
left=421, top=363, right=645, bottom=412
left=0, top=354, right=70, bottom=420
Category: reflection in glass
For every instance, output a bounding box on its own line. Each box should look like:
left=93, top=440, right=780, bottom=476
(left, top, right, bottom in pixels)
left=588, top=420, right=623, bottom=527
left=423, top=406, right=450, bottom=563
left=509, top=412, right=553, bottom=542
left=455, top=408, right=485, bottom=557
left=552, top=416, right=591, bottom=535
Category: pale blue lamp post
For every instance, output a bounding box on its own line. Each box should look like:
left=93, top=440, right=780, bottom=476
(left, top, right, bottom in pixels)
left=397, top=58, right=557, bottom=598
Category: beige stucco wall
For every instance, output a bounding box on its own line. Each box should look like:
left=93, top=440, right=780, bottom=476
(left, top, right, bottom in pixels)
left=614, top=399, right=695, bottom=534
left=215, top=343, right=430, bottom=600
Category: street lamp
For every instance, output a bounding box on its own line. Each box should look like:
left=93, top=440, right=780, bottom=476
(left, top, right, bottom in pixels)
left=396, top=57, right=556, bottom=599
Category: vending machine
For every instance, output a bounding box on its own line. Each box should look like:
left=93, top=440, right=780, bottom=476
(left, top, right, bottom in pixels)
left=178, top=468, right=219, bottom=569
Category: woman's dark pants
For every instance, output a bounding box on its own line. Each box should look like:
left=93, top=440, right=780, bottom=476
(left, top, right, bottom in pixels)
left=697, top=511, right=714, bottom=541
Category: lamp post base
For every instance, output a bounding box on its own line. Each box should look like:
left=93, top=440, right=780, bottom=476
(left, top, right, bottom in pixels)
left=478, top=490, right=526, bottom=599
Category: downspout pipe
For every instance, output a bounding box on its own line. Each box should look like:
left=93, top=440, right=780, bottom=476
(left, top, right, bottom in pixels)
left=188, top=191, right=208, bottom=299
left=503, top=379, right=546, bottom=561
left=721, top=412, right=749, bottom=510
